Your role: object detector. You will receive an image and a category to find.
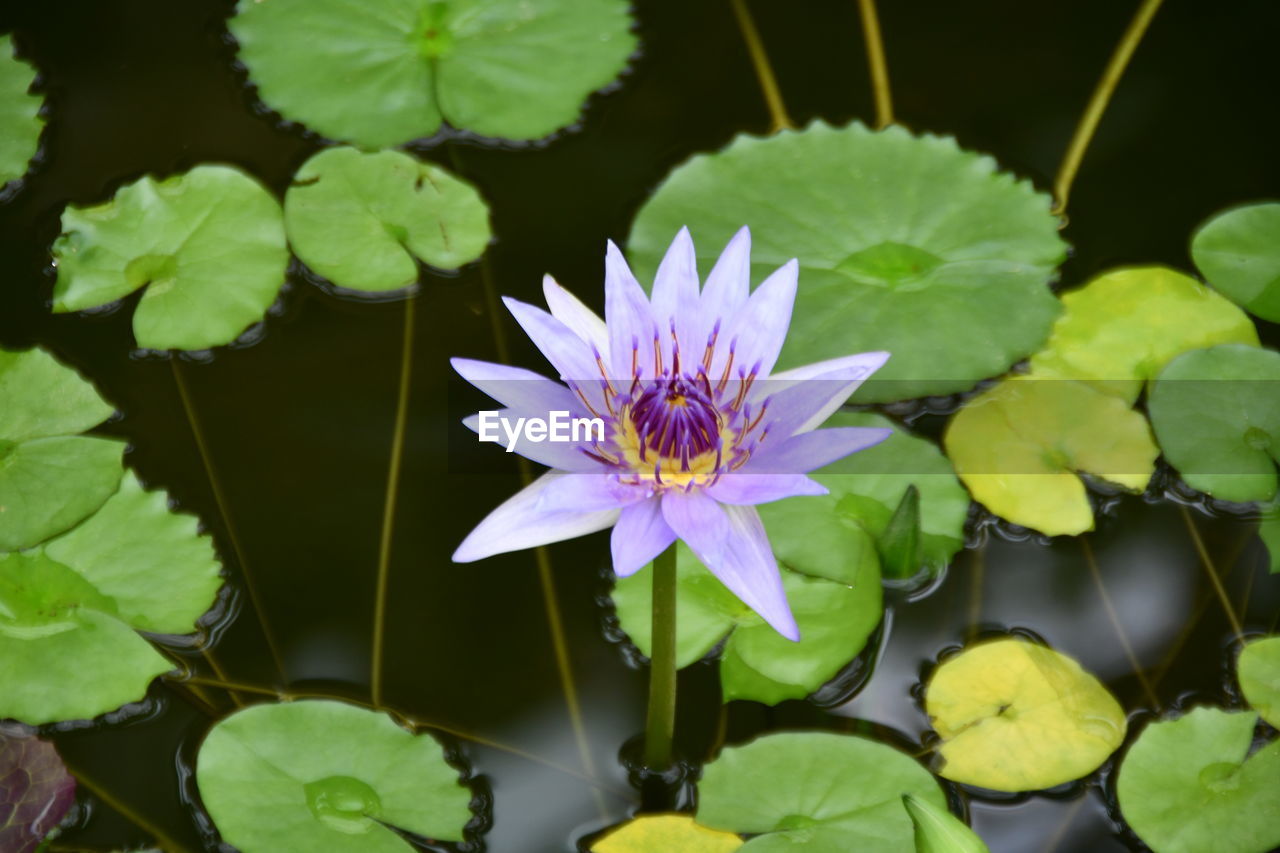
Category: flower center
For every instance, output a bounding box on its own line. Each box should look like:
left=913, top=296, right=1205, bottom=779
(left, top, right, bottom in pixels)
left=630, top=376, right=721, bottom=460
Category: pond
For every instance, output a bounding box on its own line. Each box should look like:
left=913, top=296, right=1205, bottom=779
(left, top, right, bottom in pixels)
left=0, top=1, right=1278, bottom=851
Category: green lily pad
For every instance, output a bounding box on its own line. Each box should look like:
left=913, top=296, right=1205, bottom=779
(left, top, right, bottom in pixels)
left=0, top=472, right=222, bottom=724
left=943, top=376, right=1158, bottom=536
left=903, top=793, right=989, bottom=853
left=1192, top=202, right=1280, bottom=322
left=696, top=731, right=947, bottom=851
left=0, top=35, right=42, bottom=188
left=52, top=165, right=288, bottom=351
left=613, top=497, right=882, bottom=705
left=593, top=815, right=743, bottom=853
left=1028, top=266, right=1258, bottom=403
left=197, top=700, right=472, bottom=853
left=924, top=638, right=1127, bottom=791
left=627, top=121, right=1067, bottom=402
left=1148, top=344, right=1280, bottom=503
left=1117, top=707, right=1280, bottom=853
left=816, top=413, right=969, bottom=575
left=1238, top=637, right=1280, bottom=728
left=284, top=147, right=490, bottom=292
left=230, top=0, right=636, bottom=148
left=0, top=348, right=123, bottom=551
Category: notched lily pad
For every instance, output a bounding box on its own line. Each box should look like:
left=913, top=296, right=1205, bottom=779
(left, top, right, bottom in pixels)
left=0, top=728, right=76, bottom=853
left=924, top=638, right=1126, bottom=792
left=1148, top=344, right=1280, bottom=503
left=1238, top=636, right=1280, bottom=728
left=613, top=497, right=883, bottom=705
left=0, top=472, right=222, bottom=724
left=197, top=700, right=473, bottom=853
left=230, top=0, right=636, bottom=147
left=1117, top=707, right=1280, bottom=853
left=696, top=731, right=947, bottom=850
left=285, top=147, right=491, bottom=293
left=1029, top=266, right=1258, bottom=403
left=52, top=165, right=288, bottom=351
left=0, top=34, right=43, bottom=189
left=627, top=121, right=1067, bottom=402
left=943, top=376, right=1158, bottom=536
left=592, top=814, right=742, bottom=853
left=0, top=348, right=123, bottom=551
left=1192, top=202, right=1280, bottom=322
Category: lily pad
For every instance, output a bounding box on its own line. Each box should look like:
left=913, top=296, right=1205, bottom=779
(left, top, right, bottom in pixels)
left=1148, top=344, right=1280, bottom=503
left=613, top=497, right=882, bottom=705
left=284, top=147, right=490, bottom=292
left=1028, top=266, right=1258, bottom=403
left=197, top=700, right=472, bottom=853
left=924, top=638, right=1127, bottom=791
left=230, top=0, right=636, bottom=147
left=0, top=35, right=42, bottom=188
left=1117, top=707, right=1280, bottom=853
left=696, top=731, right=947, bottom=851
left=593, top=815, right=743, bottom=853
left=0, top=348, right=123, bottom=551
left=0, top=730, right=76, bottom=853
left=815, top=413, right=969, bottom=575
left=627, top=121, right=1067, bottom=402
left=1192, top=202, right=1280, bottom=322
left=903, top=793, right=989, bottom=853
left=0, top=472, right=222, bottom=724
left=52, top=165, right=288, bottom=351
left=1238, top=637, right=1280, bottom=728
left=943, top=376, right=1158, bottom=536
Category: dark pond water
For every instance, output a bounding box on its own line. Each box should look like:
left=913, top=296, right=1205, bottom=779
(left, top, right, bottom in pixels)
left=2, top=0, right=1279, bottom=850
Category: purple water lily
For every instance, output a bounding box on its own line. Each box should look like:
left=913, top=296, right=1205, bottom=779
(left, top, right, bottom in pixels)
left=452, top=227, right=889, bottom=640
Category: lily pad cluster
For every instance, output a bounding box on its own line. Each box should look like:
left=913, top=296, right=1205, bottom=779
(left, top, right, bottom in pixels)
left=628, top=121, right=1068, bottom=402
left=613, top=415, right=966, bottom=703
left=0, top=34, right=42, bottom=189
left=197, top=700, right=473, bottom=853
left=230, top=0, right=637, bottom=147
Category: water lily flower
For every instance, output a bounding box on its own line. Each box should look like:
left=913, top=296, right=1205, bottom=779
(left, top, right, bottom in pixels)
left=452, top=228, right=889, bottom=640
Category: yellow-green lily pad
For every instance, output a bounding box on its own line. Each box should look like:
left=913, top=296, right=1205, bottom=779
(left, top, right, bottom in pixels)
left=593, top=815, right=743, bottom=853
left=924, top=638, right=1126, bottom=792
left=943, top=376, right=1158, bottom=536
left=1029, top=266, right=1258, bottom=403
left=1238, top=637, right=1280, bottom=728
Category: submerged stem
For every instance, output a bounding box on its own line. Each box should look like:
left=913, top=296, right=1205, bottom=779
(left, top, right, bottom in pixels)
left=855, top=0, right=893, bottom=128
left=644, top=543, right=679, bottom=770
left=730, top=0, right=793, bottom=132
left=371, top=294, right=417, bottom=707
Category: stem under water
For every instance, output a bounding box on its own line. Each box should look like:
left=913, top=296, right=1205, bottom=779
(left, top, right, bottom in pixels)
left=644, top=543, right=679, bottom=770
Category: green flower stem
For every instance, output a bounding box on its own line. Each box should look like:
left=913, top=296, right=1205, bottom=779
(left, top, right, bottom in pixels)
left=644, top=543, right=679, bottom=770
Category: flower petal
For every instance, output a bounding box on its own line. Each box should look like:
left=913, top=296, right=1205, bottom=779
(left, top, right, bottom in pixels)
left=451, top=357, right=584, bottom=416
left=714, top=259, right=798, bottom=381
left=453, top=472, right=620, bottom=562
left=461, top=411, right=598, bottom=472
left=700, top=226, right=752, bottom=331
left=535, top=473, right=649, bottom=512
left=649, top=227, right=700, bottom=365
left=753, top=350, right=891, bottom=438
left=660, top=488, right=730, bottom=568
left=744, top=426, right=892, bottom=473
left=719, top=504, right=800, bottom=641
left=605, top=241, right=659, bottom=380
left=706, top=473, right=828, bottom=506
left=611, top=498, right=676, bottom=577
left=503, top=296, right=602, bottom=383
left=543, top=275, right=609, bottom=358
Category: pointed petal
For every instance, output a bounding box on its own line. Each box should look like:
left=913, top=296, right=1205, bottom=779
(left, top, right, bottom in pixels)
left=605, top=241, right=659, bottom=380
left=713, top=259, right=798, bottom=381
left=451, top=358, right=584, bottom=416
left=503, top=297, right=601, bottom=384
left=744, top=426, right=892, bottom=473
left=535, top=473, right=648, bottom=512
left=543, top=275, right=609, bottom=358
left=650, top=226, right=700, bottom=330
left=706, top=473, right=828, bottom=506
left=718, top=505, right=800, bottom=641
left=753, top=351, right=891, bottom=438
left=611, top=498, right=676, bottom=577
left=462, top=410, right=598, bottom=471
left=660, top=488, right=730, bottom=568
left=700, top=226, right=752, bottom=323
left=453, top=472, right=620, bottom=562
